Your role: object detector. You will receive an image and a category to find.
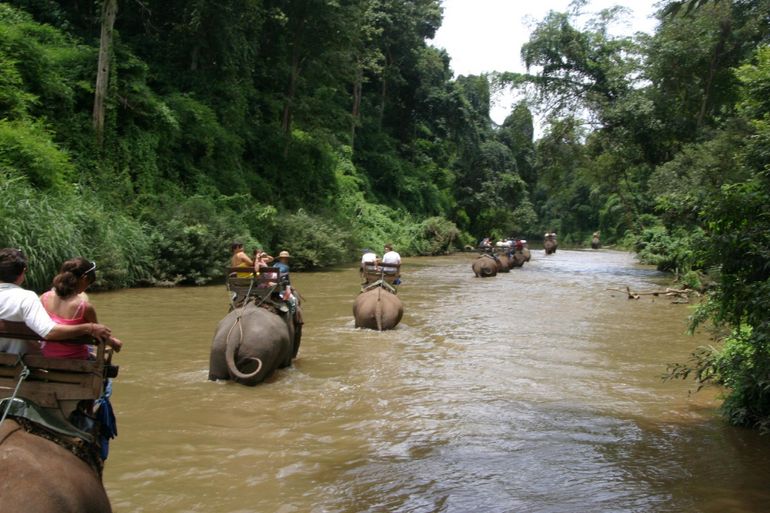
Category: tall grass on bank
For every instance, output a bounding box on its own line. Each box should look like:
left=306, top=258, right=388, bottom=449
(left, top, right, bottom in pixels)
left=0, top=170, right=153, bottom=291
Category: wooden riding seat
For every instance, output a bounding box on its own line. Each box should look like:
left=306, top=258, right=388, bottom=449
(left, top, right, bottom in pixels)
left=0, top=321, right=113, bottom=409
left=361, top=262, right=401, bottom=285
left=226, top=266, right=286, bottom=308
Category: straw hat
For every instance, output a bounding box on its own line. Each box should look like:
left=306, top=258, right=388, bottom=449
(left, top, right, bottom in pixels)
left=278, top=250, right=291, bottom=258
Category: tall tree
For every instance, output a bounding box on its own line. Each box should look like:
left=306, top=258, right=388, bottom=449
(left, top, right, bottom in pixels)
left=93, top=0, right=117, bottom=145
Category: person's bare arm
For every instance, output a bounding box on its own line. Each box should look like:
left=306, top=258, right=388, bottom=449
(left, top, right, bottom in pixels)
left=47, top=322, right=111, bottom=342
left=238, top=252, right=254, bottom=267
left=84, top=304, right=122, bottom=351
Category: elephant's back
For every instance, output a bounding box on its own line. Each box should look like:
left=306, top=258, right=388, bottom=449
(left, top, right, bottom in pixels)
left=0, top=420, right=112, bottom=512
left=353, top=288, right=403, bottom=330
left=472, top=257, right=497, bottom=277
left=218, top=304, right=288, bottom=332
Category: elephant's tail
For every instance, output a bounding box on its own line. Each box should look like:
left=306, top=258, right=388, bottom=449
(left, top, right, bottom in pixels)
left=375, top=287, right=383, bottom=331
left=225, top=315, right=263, bottom=380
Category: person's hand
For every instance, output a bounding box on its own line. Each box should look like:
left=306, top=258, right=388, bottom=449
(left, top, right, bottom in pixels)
left=90, top=323, right=112, bottom=342
left=107, top=336, right=123, bottom=352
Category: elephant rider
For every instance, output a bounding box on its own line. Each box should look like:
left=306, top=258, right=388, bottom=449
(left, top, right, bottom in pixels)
left=275, top=251, right=297, bottom=313
left=1, top=248, right=118, bottom=462
left=360, top=249, right=378, bottom=284
left=380, top=244, right=402, bottom=285
left=0, top=248, right=112, bottom=355
left=230, top=242, right=253, bottom=278
left=253, top=249, right=274, bottom=274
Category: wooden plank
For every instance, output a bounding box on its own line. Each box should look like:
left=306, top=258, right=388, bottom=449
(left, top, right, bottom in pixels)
left=0, top=382, right=58, bottom=407
left=0, top=377, right=102, bottom=404
left=21, top=355, right=101, bottom=373
left=0, top=319, right=95, bottom=344
left=0, top=366, right=101, bottom=386
left=0, top=353, right=101, bottom=373
left=27, top=369, right=101, bottom=385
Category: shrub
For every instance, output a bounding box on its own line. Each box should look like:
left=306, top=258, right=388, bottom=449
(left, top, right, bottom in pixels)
left=271, top=209, right=351, bottom=270
left=668, top=326, right=770, bottom=433
left=405, top=216, right=462, bottom=256
left=0, top=119, right=73, bottom=190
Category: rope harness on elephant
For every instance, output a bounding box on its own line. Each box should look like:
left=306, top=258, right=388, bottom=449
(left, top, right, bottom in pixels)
left=361, top=278, right=396, bottom=295
left=0, top=355, right=30, bottom=429
left=0, top=421, right=22, bottom=447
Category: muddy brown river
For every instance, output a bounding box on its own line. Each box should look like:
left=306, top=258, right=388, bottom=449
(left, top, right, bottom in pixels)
left=92, top=250, right=770, bottom=513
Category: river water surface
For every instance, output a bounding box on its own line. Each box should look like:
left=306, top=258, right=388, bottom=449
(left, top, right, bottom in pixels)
left=94, top=250, right=770, bottom=513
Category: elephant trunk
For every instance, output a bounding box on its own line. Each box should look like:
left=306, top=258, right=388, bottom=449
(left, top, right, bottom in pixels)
left=225, top=316, right=263, bottom=380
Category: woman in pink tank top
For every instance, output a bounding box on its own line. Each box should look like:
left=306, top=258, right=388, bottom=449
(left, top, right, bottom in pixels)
left=40, top=257, right=122, bottom=359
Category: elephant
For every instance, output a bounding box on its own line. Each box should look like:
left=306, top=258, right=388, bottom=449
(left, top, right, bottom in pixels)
left=522, top=246, right=532, bottom=262
left=509, top=249, right=528, bottom=268
left=472, top=254, right=498, bottom=277
left=209, top=301, right=302, bottom=386
left=495, top=253, right=511, bottom=273
left=544, top=233, right=558, bottom=255
left=0, top=418, right=112, bottom=513
left=591, top=232, right=601, bottom=249
left=353, top=287, right=403, bottom=331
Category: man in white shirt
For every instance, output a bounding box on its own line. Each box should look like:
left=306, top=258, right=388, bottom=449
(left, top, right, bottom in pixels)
left=381, top=244, right=401, bottom=273
left=0, top=248, right=112, bottom=355
left=361, top=249, right=377, bottom=272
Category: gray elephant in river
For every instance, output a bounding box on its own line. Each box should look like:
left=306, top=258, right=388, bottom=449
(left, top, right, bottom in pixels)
left=353, top=287, right=403, bottom=331
left=209, top=302, right=302, bottom=386
left=472, top=254, right=498, bottom=277
left=591, top=232, right=601, bottom=249
left=0, top=418, right=112, bottom=513
left=495, top=253, right=512, bottom=272
left=509, top=249, right=528, bottom=268
left=544, top=233, right=558, bottom=255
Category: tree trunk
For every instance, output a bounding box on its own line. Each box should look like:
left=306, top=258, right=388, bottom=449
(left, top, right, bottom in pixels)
left=92, top=0, right=118, bottom=146
left=282, top=50, right=302, bottom=158
left=377, top=49, right=393, bottom=130
left=351, top=62, right=363, bottom=147
left=697, top=18, right=731, bottom=130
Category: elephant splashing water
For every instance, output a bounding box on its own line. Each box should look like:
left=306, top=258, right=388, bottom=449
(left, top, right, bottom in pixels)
left=353, top=286, right=403, bottom=331
left=354, top=262, right=404, bottom=331
left=208, top=301, right=302, bottom=386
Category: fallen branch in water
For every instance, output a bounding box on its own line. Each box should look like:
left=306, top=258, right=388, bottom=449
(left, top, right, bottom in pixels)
left=606, top=286, right=699, bottom=302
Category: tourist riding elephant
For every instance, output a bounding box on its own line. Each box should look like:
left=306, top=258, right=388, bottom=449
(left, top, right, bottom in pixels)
left=209, top=301, right=301, bottom=386
left=353, top=287, right=403, bottom=331
left=591, top=232, right=601, bottom=249
left=0, top=418, right=112, bottom=513
left=472, top=254, right=498, bottom=277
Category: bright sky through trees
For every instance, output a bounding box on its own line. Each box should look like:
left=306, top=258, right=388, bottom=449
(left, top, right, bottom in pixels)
left=430, top=0, right=659, bottom=124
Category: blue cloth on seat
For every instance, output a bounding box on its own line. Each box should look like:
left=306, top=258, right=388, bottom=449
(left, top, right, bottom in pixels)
left=95, top=380, right=117, bottom=460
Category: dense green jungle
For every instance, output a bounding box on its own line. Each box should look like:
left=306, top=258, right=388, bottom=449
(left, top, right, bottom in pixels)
left=1, top=0, right=769, bottom=429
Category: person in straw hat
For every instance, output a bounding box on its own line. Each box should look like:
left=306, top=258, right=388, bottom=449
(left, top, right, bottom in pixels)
left=274, top=251, right=295, bottom=303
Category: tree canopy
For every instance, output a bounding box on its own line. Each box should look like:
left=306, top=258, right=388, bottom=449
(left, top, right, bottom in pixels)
left=2, top=0, right=770, bottom=430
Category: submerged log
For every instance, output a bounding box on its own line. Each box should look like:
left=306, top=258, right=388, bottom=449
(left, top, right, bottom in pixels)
left=606, top=286, right=698, bottom=302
